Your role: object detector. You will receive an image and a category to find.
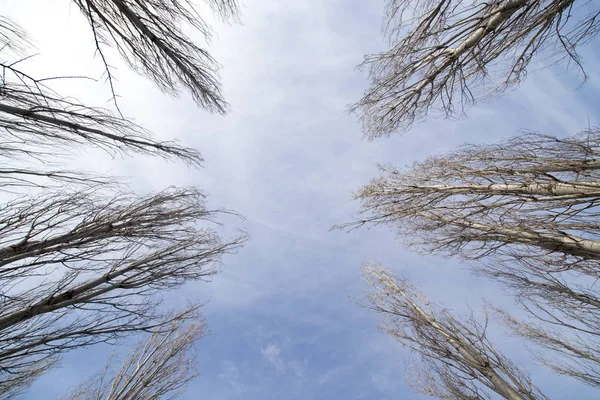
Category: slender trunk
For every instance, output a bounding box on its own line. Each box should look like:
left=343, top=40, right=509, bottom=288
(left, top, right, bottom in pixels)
left=400, top=290, right=528, bottom=400
left=385, top=182, right=600, bottom=197
left=412, top=0, right=527, bottom=95
left=0, top=103, right=161, bottom=150
left=429, top=213, right=600, bottom=258
left=0, top=247, right=177, bottom=330
left=0, top=223, right=115, bottom=269
left=465, top=160, right=600, bottom=176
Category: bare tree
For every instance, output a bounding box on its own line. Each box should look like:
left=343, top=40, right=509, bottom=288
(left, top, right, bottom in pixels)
left=0, top=82, right=203, bottom=164
left=0, top=0, right=241, bottom=173
left=72, top=0, right=240, bottom=112
left=348, top=129, right=600, bottom=264
left=353, top=0, right=600, bottom=137
left=64, top=307, right=206, bottom=400
left=0, top=5, right=246, bottom=394
left=0, top=58, right=203, bottom=164
left=0, top=16, right=204, bottom=192
left=363, top=263, right=547, bottom=400
left=0, top=186, right=246, bottom=395
left=344, top=128, right=600, bottom=386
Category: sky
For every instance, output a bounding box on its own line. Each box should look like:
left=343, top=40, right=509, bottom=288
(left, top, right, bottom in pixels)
left=4, top=0, right=600, bottom=399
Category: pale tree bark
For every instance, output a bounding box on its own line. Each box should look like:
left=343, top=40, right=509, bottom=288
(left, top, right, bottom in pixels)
left=347, top=130, right=600, bottom=269
left=344, top=129, right=600, bottom=386
left=363, top=263, right=547, bottom=400
left=353, top=0, right=599, bottom=137
left=64, top=307, right=206, bottom=400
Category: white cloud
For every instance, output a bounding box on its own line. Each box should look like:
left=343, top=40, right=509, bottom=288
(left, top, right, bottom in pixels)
left=218, top=360, right=247, bottom=395
left=261, top=343, right=304, bottom=378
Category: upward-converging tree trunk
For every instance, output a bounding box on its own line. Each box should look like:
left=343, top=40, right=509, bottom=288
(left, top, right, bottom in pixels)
left=363, top=263, right=547, bottom=400
left=353, top=0, right=600, bottom=137
left=346, top=129, right=600, bottom=386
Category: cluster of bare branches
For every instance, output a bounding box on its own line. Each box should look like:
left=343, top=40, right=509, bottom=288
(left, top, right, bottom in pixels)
left=495, top=303, right=600, bottom=386
left=347, top=129, right=600, bottom=387
left=0, top=186, right=246, bottom=395
left=64, top=308, right=206, bottom=400
left=350, top=0, right=600, bottom=396
left=0, top=1, right=245, bottom=396
left=363, top=263, right=547, bottom=400
left=351, top=129, right=600, bottom=266
left=0, top=16, right=205, bottom=191
left=72, top=0, right=240, bottom=112
left=0, top=16, right=31, bottom=58
left=353, top=0, right=600, bottom=137
left=0, top=83, right=204, bottom=165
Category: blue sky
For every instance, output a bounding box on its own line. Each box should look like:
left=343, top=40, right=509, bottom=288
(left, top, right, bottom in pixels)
left=5, top=0, right=600, bottom=398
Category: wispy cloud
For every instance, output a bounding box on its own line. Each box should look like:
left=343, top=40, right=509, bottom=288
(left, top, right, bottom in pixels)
left=261, top=343, right=305, bottom=377
left=219, top=360, right=248, bottom=395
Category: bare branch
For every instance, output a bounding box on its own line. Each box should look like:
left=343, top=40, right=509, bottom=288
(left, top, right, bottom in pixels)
left=0, top=186, right=247, bottom=393
left=64, top=306, right=206, bottom=400
left=0, top=81, right=203, bottom=167
left=354, top=0, right=599, bottom=136
left=363, top=263, right=547, bottom=400
left=347, top=128, right=600, bottom=387
left=494, top=306, right=600, bottom=386
left=72, top=0, right=241, bottom=112
left=0, top=16, right=32, bottom=59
